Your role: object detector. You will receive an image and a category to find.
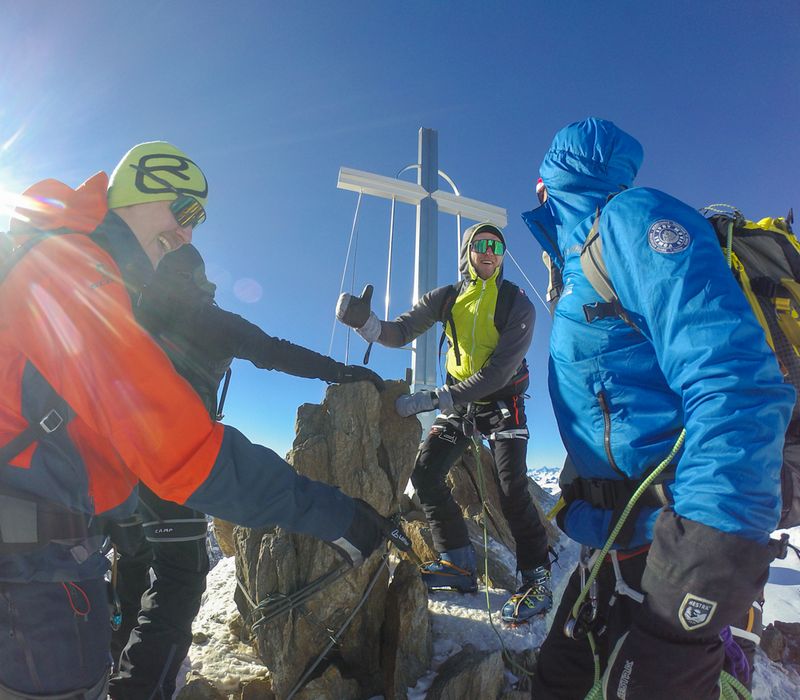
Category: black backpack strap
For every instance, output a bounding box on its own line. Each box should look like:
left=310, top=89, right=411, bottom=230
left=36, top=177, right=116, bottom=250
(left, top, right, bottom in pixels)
left=215, top=367, right=233, bottom=421
left=579, top=208, right=642, bottom=333
left=438, top=284, right=462, bottom=368
left=493, top=280, right=519, bottom=332
left=559, top=466, right=675, bottom=548
left=0, top=392, right=70, bottom=465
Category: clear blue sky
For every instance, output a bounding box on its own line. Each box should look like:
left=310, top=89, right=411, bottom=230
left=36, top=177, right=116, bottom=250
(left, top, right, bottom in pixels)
left=1, top=2, right=798, bottom=468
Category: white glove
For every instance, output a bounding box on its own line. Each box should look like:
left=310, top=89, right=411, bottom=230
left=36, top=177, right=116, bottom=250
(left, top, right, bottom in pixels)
left=355, top=312, right=381, bottom=343
left=395, top=386, right=454, bottom=417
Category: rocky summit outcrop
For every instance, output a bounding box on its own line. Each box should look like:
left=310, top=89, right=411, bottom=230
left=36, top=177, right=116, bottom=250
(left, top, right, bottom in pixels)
left=196, top=380, right=558, bottom=699
left=233, top=381, right=427, bottom=699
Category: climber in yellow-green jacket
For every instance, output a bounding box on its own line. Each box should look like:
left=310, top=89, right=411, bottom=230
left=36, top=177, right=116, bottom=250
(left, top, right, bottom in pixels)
left=337, top=222, right=552, bottom=624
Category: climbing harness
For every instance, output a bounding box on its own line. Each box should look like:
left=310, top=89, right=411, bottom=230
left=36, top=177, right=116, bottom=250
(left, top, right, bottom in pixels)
left=568, top=429, right=686, bottom=699
left=561, top=430, right=753, bottom=700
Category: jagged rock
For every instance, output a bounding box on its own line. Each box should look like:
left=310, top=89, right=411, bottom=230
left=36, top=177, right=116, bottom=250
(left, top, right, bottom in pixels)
left=381, top=560, right=433, bottom=699
left=192, top=631, right=210, bottom=645
left=234, top=381, right=420, bottom=699
left=451, top=444, right=560, bottom=553
left=175, top=676, right=226, bottom=700
left=774, top=621, right=800, bottom=668
left=761, top=623, right=785, bottom=662
left=503, top=648, right=538, bottom=693
left=426, top=645, right=504, bottom=700
left=293, top=664, right=360, bottom=700
left=239, top=678, right=275, bottom=700
left=212, top=518, right=236, bottom=557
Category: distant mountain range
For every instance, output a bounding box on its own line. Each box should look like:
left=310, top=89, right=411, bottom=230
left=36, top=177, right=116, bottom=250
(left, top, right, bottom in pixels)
left=527, top=465, right=561, bottom=495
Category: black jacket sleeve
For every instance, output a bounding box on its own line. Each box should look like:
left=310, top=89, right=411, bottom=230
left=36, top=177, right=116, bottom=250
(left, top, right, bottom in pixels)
left=138, top=244, right=347, bottom=383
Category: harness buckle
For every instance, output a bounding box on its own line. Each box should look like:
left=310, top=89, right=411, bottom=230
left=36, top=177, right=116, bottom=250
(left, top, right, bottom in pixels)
left=39, top=409, right=64, bottom=434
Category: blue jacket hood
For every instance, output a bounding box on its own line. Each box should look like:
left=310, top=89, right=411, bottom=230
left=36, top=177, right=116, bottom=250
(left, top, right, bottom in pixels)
left=523, top=118, right=644, bottom=259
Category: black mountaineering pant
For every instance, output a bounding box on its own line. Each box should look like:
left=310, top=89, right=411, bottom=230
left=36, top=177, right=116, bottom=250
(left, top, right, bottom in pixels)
left=109, top=484, right=209, bottom=700
left=410, top=397, right=549, bottom=570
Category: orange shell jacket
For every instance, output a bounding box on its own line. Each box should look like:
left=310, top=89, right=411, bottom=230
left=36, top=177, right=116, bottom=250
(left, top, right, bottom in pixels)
left=0, top=174, right=355, bottom=582
left=1, top=173, right=224, bottom=513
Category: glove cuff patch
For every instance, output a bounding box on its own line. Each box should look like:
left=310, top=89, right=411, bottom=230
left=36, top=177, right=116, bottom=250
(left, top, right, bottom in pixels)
left=678, top=592, right=718, bottom=631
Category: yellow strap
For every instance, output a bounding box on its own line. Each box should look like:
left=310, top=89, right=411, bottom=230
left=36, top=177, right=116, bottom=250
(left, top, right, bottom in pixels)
left=547, top=496, right=566, bottom=522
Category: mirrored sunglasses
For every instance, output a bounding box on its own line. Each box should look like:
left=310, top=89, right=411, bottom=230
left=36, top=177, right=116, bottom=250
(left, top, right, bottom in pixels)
left=170, top=194, right=206, bottom=229
left=471, top=238, right=505, bottom=255
left=129, top=163, right=206, bottom=229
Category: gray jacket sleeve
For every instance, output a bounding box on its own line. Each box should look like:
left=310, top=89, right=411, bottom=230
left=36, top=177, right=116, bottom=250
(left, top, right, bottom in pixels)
left=376, top=286, right=452, bottom=347
left=448, top=290, right=534, bottom=405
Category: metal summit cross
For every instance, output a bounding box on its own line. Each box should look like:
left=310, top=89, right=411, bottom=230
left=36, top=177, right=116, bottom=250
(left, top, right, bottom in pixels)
left=337, top=127, right=507, bottom=394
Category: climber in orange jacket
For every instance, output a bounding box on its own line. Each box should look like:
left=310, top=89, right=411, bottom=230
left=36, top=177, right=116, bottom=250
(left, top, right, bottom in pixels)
left=0, top=142, right=401, bottom=699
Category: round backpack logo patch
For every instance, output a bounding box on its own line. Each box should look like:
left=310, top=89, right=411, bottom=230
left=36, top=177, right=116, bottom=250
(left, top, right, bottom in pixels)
left=648, top=220, right=691, bottom=254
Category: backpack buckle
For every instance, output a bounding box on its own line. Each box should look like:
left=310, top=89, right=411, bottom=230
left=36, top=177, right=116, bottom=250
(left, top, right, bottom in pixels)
left=39, top=409, right=64, bottom=434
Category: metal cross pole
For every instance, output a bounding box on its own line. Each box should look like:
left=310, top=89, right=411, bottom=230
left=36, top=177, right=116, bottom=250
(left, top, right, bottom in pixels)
left=337, top=127, right=507, bottom=396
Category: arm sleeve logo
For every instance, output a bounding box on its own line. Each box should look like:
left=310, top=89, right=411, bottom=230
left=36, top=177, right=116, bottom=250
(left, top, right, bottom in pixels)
left=648, top=220, right=691, bottom=254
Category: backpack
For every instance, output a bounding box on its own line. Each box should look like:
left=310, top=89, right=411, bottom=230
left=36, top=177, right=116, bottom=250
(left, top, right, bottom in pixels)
left=576, top=205, right=800, bottom=529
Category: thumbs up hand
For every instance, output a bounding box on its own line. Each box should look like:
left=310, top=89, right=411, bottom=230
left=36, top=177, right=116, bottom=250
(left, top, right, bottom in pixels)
left=336, top=284, right=381, bottom=342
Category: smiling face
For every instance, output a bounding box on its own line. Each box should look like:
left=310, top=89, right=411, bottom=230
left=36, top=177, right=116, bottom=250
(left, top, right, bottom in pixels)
left=114, top=199, right=194, bottom=268
left=470, top=231, right=504, bottom=280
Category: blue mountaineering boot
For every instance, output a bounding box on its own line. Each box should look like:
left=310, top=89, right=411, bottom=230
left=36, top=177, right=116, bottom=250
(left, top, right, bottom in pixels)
left=501, top=565, right=552, bottom=624
left=420, top=544, right=478, bottom=593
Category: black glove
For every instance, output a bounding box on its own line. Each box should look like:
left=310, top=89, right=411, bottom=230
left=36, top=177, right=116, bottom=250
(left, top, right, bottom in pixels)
left=602, top=510, right=774, bottom=699
left=336, top=284, right=374, bottom=329
left=602, top=623, right=723, bottom=700
left=336, top=364, right=385, bottom=391
left=329, top=498, right=411, bottom=567
left=641, top=510, right=772, bottom=639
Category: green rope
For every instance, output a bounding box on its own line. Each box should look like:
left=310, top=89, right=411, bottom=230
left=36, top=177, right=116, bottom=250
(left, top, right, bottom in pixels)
left=719, top=670, right=752, bottom=700
left=572, top=429, right=686, bottom=625
left=575, top=429, right=753, bottom=700
left=572, top=429, right=686, bottom=700
left=470, top=432, right=536, bottom=680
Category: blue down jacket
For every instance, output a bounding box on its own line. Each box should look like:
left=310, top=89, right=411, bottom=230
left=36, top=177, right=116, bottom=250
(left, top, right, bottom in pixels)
left=524, top=118, right=793, bottom=548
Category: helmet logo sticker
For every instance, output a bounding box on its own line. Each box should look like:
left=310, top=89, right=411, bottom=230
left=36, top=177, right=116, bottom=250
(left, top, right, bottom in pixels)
left=648, top=220, right=691, bottom=254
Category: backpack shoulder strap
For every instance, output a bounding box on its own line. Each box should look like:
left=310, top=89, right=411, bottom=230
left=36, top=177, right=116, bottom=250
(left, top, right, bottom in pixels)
left=579, top=208, right=641, bottom=332
left=438, top=283, right=462, bottom=367
left=494, top=279, right=520, bottom=332
left=541, top=250, right=564, bottom=310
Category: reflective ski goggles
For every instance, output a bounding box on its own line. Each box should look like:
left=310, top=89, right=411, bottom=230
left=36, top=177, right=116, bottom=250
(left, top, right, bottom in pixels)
left=470, top=238, right=505, bottom=255
left=129, top=164, right=206, bottom=228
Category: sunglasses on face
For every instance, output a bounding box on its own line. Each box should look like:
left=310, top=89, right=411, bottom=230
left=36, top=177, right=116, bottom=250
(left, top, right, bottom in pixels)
left=129, top=164, right=207, bottom=229
left=471, top=238, right=505, bottom=255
